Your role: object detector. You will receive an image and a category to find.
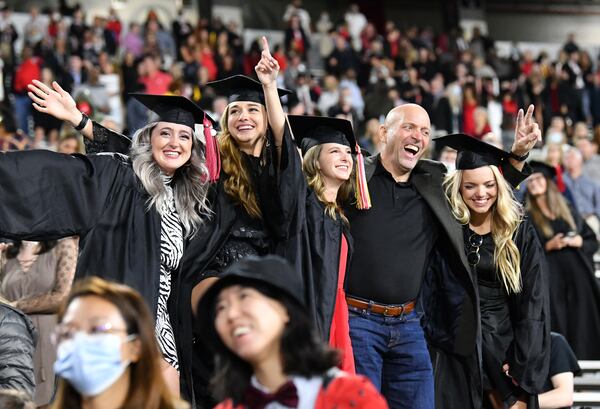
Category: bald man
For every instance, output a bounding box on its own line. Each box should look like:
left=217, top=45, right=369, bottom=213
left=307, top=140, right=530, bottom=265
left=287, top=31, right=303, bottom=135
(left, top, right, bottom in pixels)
left=343, top=104, right=540, bottom=409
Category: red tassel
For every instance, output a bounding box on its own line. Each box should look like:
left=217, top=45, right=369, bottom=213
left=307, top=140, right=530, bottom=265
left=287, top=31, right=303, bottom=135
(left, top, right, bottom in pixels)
left=554, top=165, right=566, bottom=193
left=354, top=143, right=371, bottom=210
left=203, top=115, right=221, bottom=183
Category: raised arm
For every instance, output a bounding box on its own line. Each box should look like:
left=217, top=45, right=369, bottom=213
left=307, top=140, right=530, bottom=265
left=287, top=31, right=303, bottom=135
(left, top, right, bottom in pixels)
left=0, top=151, right=122, bottom=240
left=28, top=80, right=94, bottom=140
left=509, top=104, right=541, bottom=172
left=28, top=80, right=131, bottom=154
left=255, top=36, right=285, bottom=153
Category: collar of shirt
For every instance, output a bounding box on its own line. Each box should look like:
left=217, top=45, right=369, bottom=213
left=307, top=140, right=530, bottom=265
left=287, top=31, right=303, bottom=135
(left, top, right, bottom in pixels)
left=373, top=156, right=415, bottom=185
left=250, top=374, right=324, bottom=409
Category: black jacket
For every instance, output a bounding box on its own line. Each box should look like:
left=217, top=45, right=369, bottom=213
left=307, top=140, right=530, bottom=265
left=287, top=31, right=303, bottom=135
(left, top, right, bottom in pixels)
left=0, top=303, right=37, bottom=397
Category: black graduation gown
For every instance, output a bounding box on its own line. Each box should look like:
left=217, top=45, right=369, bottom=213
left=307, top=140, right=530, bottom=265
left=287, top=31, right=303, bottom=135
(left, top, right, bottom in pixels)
left=0, top=150, right=163, bottom=321
left=430, top=220, right=550, bottom=408
left=528, top=205, right=600, bottom=360
left=85, top=122, right=290, bottom=408
left=253, top=119, right=354, bottom=341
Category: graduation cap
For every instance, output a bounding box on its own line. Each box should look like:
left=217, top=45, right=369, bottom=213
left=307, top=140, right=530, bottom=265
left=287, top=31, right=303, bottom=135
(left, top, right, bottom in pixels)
left=130, top=93, right=217, bottom=129
left=433, top=133, right=511, bottom=170
left=527, top=160, right=567, bottom=192
left=528, top=160, right=556, bottom=179
left=287, top=115, right=357, bottom=156
left=130, top=93, right=221, bottom=182
left=205, top=75, right=292, bottom=105
left=288, top=114, right=372, bottom=210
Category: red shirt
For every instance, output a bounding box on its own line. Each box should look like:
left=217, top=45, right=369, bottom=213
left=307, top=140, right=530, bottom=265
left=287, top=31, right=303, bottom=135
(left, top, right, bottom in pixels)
left=139, top=70, right=173, bottom=95
left=14, top=57, right=41, bottom=93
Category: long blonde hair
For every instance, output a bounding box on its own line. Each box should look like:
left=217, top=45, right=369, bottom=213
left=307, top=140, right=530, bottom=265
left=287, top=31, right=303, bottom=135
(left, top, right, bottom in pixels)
left=525, top=176, right=576, bottom=238
left=302, top=145, right=354, bottom=224
left=218, top=105, right=265, bottom=219
left=444, top=166, right=524, bottom=293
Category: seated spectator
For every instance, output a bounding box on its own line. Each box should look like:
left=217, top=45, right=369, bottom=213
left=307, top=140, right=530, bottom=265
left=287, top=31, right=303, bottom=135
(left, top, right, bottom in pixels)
left=197, top=256, right=389, bottom=409
left=574, top=136, right=600, bottom=181
left=0, top=296, right=37, bottom=398
left=1, top=238, right=78, bottom=406
left=563, top=147, right=600, bottom=235
left=284, top=14, right=310, bottom=61
left=472, top=106, right=492, bottom=139
left=0, top=389, right=35, bottom=409
left=122, top=22, right=144, bottom=58
left=317, top=74, right=340, bottom=116
left=51, top=277, right=188, bottom=409
left=56, top=132, right=85, bottom=154
left=138, top=53, right=173, bottom=95
left=538, top=333, right=581, bottom=409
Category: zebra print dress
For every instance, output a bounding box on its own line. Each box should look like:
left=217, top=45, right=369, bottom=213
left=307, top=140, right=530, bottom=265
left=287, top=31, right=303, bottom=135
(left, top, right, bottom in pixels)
left=155, top=175, right=184, bottom=370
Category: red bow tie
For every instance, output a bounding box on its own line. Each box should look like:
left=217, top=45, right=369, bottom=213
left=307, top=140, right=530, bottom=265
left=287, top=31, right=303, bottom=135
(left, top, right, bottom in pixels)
left=244, top=380, right=299, bottom=409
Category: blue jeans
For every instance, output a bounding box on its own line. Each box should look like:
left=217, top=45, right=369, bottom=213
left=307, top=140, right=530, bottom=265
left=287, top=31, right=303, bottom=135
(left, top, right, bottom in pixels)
left=14, top=94, right=32, bottom=134
left=349, top=306, right=434, bottom=409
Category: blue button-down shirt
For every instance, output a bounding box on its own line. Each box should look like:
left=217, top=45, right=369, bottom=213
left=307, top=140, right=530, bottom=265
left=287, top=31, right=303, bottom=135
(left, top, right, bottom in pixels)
left=563, top=173, right=600, bottom=218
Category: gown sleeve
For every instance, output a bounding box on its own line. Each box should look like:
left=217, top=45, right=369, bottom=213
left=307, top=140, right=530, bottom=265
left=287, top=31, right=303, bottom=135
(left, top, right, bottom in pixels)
left=0, top=150, right=125, bottom=240
left=506, top=218, right=551, bottom=394
left=249, top=119, right=306, bottom=241
left=501, top=160, right=532, bottom=190
left=84, top=121, right=132, bottom=154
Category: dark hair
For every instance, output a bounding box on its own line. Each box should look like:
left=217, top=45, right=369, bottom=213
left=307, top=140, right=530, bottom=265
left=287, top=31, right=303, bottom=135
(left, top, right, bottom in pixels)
left=6, top=240, right=58, bottom=259
left=208, top=279, right=339, bottom=403
left=51, top=277, right=184, bottom=409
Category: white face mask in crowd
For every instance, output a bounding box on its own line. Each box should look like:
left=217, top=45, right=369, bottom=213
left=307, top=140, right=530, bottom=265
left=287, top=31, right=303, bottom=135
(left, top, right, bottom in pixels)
left=54, top=332, right=137, bottom=397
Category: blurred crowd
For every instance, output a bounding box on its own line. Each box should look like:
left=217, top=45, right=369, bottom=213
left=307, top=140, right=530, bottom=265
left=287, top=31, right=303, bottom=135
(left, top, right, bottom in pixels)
left=0, top=1, right=598, bottom=155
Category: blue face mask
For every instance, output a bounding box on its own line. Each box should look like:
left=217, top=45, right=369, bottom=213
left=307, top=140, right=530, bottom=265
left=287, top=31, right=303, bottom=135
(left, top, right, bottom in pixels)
left=54, top=332, right=136, bottom=397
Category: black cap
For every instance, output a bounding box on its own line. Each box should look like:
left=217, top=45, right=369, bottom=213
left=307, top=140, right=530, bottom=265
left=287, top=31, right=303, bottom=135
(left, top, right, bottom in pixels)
left=434, top=133, right=510, bottom=170
left=288, top=115, right=357, bottom=155
left=196, top=255, right=305, bottom=347
left=205, top=75, right=292, bottom=105
left=130, top=93, right=217, bottom=130
left=528, top=160, right=556, bottom=179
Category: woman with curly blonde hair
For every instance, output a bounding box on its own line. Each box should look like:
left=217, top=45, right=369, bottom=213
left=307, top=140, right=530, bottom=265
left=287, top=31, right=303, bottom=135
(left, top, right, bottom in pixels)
left=436, top=133, right=550, bottom=409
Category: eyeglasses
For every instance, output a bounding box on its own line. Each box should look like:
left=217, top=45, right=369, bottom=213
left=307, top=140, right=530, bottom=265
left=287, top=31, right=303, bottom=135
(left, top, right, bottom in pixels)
left=467, top=233, right=483, bottom=267
left=51, top=322, right=130, bottom=346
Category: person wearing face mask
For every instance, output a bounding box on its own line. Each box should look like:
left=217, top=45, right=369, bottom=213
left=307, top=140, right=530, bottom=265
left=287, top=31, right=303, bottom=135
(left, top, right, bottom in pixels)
left=524, top=160, right=600, bottom=360
left=435, top=133, right=550, bottom=409
left=26, top=37, right=296, bottom=407
left=52, top=276, right=188, bottom=409
left=0, top=92, right=217, bottom=399
left=197, top=255, right=388, bottom=409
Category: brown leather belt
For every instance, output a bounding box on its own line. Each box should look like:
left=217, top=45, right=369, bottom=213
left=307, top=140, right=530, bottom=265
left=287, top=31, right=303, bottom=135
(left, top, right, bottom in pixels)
left=346, top=296, right=415, bottom=316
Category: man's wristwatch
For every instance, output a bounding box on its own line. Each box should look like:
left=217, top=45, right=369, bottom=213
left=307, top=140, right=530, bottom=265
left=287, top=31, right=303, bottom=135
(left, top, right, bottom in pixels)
left=508, top=151, right=529, bottom=162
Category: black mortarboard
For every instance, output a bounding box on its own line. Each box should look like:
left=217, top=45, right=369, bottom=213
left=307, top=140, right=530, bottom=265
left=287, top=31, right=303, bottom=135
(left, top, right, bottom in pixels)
left=528, top=160, right=556, bottom=179
left=434, top=133, right=510, bottom=170
left=288, top=115, right=357, bottom=156
left=205, top=75, right=292, bottom=105
left=196, top=255, right=305, bottom=350
left=130, top=93, right=216, bottom=129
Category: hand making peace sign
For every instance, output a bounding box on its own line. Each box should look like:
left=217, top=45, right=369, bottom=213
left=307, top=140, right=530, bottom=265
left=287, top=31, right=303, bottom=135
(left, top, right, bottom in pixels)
left=511, top=104, right=541, bottom=158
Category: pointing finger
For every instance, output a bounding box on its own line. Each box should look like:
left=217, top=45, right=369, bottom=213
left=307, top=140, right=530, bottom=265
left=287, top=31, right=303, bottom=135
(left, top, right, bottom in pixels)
left=261, top=36, right=271, bottom=57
